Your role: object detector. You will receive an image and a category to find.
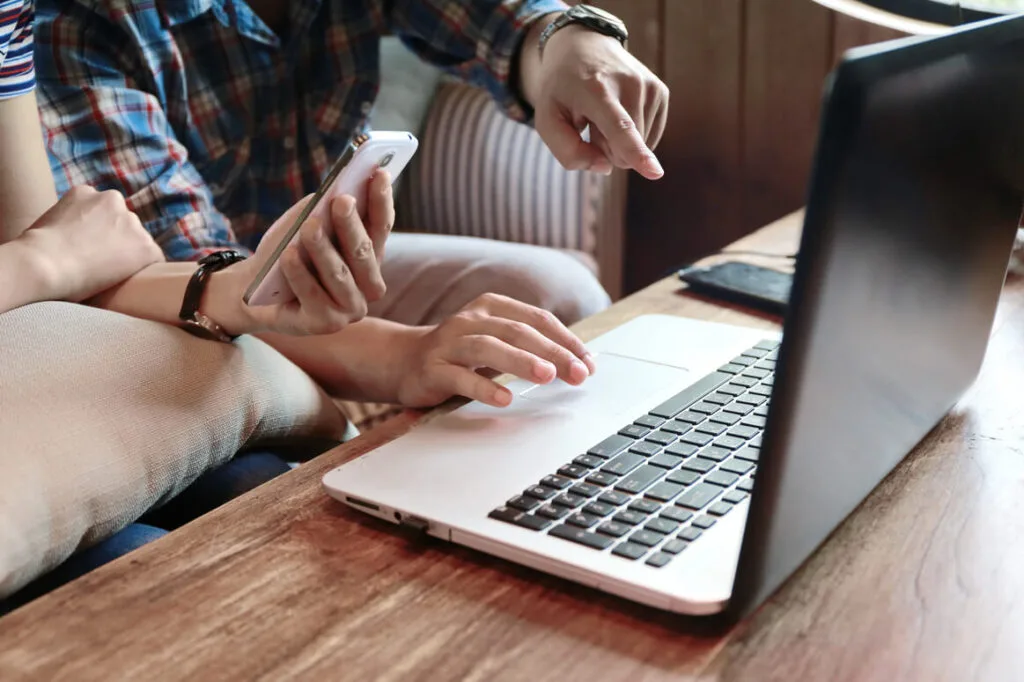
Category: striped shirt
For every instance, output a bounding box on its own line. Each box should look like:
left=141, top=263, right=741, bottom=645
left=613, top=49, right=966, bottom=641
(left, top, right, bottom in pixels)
left=34, top=0, right=566, bottom=261
left=0, top=0, right=34, bottom=99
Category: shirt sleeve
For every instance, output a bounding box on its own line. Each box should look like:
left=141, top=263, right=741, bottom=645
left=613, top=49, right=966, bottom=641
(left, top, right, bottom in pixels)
left=0, top=0, right=36, bottom=100
left=33, top=4, right=246, bottom=261
left=383, top=0, right=567, bottom=122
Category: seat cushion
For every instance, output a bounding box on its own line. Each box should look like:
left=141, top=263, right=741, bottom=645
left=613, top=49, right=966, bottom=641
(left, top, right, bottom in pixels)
left=0, top=302, right=351, bottom=598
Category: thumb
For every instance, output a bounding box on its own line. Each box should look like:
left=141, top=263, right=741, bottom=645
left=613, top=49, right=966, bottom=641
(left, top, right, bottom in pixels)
left=535, top=106, right=607, bottom=173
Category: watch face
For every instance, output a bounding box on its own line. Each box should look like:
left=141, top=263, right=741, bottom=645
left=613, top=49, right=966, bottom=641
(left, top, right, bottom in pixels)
left=577, top=4, right=623, bottom=27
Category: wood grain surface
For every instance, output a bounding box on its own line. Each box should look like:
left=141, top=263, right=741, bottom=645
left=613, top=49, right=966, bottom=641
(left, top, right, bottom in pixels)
left=3, top=212, right=1023, bottom=682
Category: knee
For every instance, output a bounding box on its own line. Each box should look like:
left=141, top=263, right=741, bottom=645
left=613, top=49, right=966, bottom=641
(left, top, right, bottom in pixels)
left=482, top=247, right=611, bottom=325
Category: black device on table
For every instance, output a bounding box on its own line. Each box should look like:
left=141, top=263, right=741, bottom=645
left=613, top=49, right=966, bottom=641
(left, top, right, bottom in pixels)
left=678, top=261, right=793, bottom=316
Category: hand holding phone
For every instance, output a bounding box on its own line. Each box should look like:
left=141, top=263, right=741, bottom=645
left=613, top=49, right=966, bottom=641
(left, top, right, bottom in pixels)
left=244, top=131, right=418, bottom=308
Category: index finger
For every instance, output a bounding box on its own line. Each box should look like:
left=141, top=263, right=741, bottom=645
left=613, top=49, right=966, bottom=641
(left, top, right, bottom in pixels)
left=587, top=91, right=664, bottom=180
left=367, top=168, right=394, bottom=265
left=479, top=295, right=595, bottom=375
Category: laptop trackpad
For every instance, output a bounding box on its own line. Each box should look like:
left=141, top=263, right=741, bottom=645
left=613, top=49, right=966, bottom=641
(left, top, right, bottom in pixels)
left=514, top=353, right=690, bottom=416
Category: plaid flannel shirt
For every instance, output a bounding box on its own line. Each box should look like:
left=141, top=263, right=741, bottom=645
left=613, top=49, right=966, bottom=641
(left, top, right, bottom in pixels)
left=34, top=0, right=565, bottom=260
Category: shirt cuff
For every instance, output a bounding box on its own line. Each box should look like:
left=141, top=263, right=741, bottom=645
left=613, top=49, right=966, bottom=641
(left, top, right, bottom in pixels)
left=499, top=0, right=567, bottom=123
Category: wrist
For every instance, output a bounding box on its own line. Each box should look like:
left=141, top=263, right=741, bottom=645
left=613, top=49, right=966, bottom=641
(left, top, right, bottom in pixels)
left=12, top=232, right=64, bottom=302
left=202, top=263, right=257, bottom=336
left=518, top=12, right=560, bottom=111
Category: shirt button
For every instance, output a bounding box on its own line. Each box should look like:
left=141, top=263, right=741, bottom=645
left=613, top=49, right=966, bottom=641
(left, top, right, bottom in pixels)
left=361, top=100, right=373, bottom=115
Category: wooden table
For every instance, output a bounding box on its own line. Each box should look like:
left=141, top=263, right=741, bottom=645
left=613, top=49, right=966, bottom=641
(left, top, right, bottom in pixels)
left=4, top=211, right=1024, bottom=681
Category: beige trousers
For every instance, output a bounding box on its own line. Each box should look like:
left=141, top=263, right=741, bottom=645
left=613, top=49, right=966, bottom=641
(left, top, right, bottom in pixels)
left=369, top=233, right=612, bottom=326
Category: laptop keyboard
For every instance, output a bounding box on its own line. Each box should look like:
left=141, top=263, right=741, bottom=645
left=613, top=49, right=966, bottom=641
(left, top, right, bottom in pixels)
left=488, top=339, right=778, bottom=569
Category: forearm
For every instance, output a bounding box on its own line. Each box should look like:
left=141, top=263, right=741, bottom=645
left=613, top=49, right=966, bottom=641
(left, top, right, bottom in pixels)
left=0, top=93, right=59, bottom=242
left=258, top=318, right=422, bottom=403
left=89, top=261, right=255, bottom=334
left=0, top=241, right=53, bottom=314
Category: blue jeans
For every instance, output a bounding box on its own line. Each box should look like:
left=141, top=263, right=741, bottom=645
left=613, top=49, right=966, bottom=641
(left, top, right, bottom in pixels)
left=0, top=451, right=292, bottom=616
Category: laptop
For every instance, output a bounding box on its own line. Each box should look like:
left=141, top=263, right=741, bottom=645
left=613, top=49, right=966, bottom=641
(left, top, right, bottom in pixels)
left=323, top=14, right=1024, bottom=620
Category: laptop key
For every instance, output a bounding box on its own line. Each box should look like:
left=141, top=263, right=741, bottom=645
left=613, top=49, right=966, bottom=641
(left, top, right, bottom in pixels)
left=588, top=434, right=633, bottom=458
left=645, top=430, right=677, bottom=446
left=753, top=405, right=770, bottom=417
left=536, top=505, right=570, bottom=520
left=660, top=419, right=692, bottom=435
left=615, top=465, right=665, bottom=494
left=541, top=475, right=573, bottom=490
left=743, top=368, right=770, bottom=380
left=730, top=376, right=758, bottom=388
left=583, top=501, right=616, bottom=517
left=645, top=517, right=680, bottom=535
left=709, top=411, right=741, bottom=426
left=679, top=526, right=703, bottom=542
left=718, top=384, right=745, bottom=396
left=675, top=410, right=706, bottom=425
left=614, top=510, right=647, bottom=526
left=629, top=530, right=664, bottom=547
left=717, top=363, right=745, bottom=375
left=597, top=521, right=632, bottom=538
left=629, top=441, right=663, bottom=457
left=666, top=469, right=701, bottom=486
left=628, top=498, right=661, bottom=514
left=692, top=515, right=717, bottom=529
left=662, top=538, right=689, bottom=554
left=549, top=524, right=615, bottom=550
left=570, top=482, right=602, bottom=498
left=602, top=452, right=646, bottom=476
left=756, top=360, right=776, bottom=370
left=612, top=542, right=649, bottom=560
left=691, top=401, right=718, bottom=415
left=699, top=446, right=731, bottom=462
left=742, top=347, right=769, bottom=358
left=557, top=464, right=589, bottom=480
left=705, top=392, right=732, bottom=405
left=489, top=508, right=551, bottom=531
left=681, top=432, right=714, bottom=447
left=645, top=482, right=685, bottom=503
left=618, top=424, right=651, bottom=439
left=750, top=434, right=764, bottom=447
left=524, top=486, right=558, bottom=501
left=736, top=393, right=766, bottom=406
left=648, top=371, right=731, bottom=419
left=660, top=506, right=694, bottom=524
left=743, top=416, right=768, bottom=429
left=750, top=383, right=773, bottom=397
left=730, top=355, right=755, bottom=367
left=728, top=425, right=760, bottom=440
left=680, top=457, right=716, bottom=474
left=646, top=552, right=674, bottom=568
left=722, top=458, right=755, bottom=476
left=705, top=470, right=740, bottom=488
left=707, top=501, right=735, bottom=517
left=508, top=495, right=541, bottom=512
left=762, top=375, right=774, bottom=386
left=695, top=421, right=727, bottom=436
left=598, top=490, right=631, bottom=506
left=566, top=512, right=601, bottom=529
left=723, top=490, right=749, bottom=504
left=573, top=454, right=604, bottom=469
left=714, top=435, right=747, bottom=450
left=737, top=478, right=755, bottom=493
left=649, top=453, right=684, bottom=470
left=723, top=402, right=754, bottom=416
left=754, top=340, right=779, bottom=351
left=586, top=472, right=619, bottom=487
left=676, top=483, right=722, bottom=510
left=665, top=442, right=699, bottom=458
left=552, top=493, right=586, bottom=508
left=735, top=446, right=759, bottom=462
left=635, top=414, right=666, bottom=429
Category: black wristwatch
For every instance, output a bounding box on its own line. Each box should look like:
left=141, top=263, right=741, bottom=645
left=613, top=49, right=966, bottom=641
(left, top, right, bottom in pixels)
left=179, top=250, right=247, bottom=342
left=538, top=4, right=628, bottom=59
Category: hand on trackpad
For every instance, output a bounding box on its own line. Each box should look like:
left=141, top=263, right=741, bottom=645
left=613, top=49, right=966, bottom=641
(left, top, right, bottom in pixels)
left=515, top=353, right=690, bottom=416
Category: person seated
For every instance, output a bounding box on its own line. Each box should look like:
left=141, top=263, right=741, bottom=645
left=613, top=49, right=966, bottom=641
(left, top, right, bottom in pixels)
left=33, top=0, right=669, bottom=411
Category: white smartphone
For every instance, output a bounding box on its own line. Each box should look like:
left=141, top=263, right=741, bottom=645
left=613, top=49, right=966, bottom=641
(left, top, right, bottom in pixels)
left=243, top=131, right=419, bottom=307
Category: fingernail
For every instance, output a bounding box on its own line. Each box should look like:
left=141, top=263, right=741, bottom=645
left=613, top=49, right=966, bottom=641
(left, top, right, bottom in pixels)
left=312, top=224, right=323, bottom=243
left=380, top=171, right=392, bottom=191
left=583, top=353, right=597, bottom=373
left=533, top=361, right=556, bottom=383
left=570, top=360, right=589, bottom=384
left=493, top=388, right=512, bottom=406
left=340, top=197, right=355, bottom=216
left=645, top=154, right=664, bottom=178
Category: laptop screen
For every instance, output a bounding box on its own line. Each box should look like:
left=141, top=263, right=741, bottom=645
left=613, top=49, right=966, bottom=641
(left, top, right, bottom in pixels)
left=730, top=16, right=1024, bottom=617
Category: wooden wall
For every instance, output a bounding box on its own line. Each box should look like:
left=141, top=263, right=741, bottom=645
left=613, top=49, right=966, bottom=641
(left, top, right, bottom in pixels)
left=592, top=0, right=905, bottom=292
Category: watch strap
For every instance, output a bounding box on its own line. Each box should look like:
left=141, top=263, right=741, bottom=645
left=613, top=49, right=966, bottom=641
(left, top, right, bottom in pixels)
left=179, top=250, right=246, bottom=341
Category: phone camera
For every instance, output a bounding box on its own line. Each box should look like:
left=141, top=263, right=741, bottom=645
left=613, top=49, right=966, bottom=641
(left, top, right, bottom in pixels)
left=379, top=152, right=395, bottom=168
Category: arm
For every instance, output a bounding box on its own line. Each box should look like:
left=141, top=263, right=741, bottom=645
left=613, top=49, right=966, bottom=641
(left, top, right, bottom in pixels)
left=0, top=92, right=57, bottom=241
